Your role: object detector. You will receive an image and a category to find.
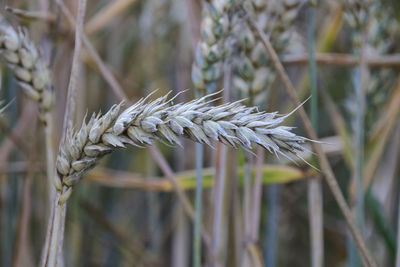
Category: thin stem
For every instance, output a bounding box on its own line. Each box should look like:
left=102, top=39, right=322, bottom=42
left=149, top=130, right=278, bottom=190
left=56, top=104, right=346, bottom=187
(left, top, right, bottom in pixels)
left=281, top=53, right=400, bottom=67
left=47, top=195, right=64, bottom=267
left=40, top=197, right=55, bottom=267
left=149, top=146, right=210, bottom=244
left=11, top=175, right=33, bottom=267
left=85, top=0, right=138, bottom=35
left=349, top=22, right=369, bottom=267
left=250, top=147, right=264, bottom=240
left=43, top=0, right=87, bottom=266
left=243, top=7, right=377, bottom=267
left=56, top=0, right=128, bottom=101
left=264, top=184, right=279, bottom=267
left=191, top=0, right=204, bottom=262
left=211, top=144, right=227, bottom=263
left=243, top=153, right=252, bottom=241
left=356, top=28, right=369, bottom=232
left=210, top=62, right=231, bottom=266
left=307, top=2, right=324, bottom=267
left=308, top=177, right=323, bottom=267
left=396, top=194, right=400, bottom=267
left=44, top=112, right=56, bottom=209
left=193, top=142, right=203, bottom=267
left=62, top=0, right=87, bottom=133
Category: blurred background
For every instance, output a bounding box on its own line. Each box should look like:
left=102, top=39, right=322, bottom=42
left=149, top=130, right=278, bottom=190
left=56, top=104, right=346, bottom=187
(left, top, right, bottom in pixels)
left=1, top=0, right=400, bottom=266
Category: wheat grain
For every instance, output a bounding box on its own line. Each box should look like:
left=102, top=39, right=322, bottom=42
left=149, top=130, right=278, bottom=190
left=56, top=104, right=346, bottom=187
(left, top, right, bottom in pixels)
left=54, top=92, right=309, bottom=201
left=233, top=0, right=302, bottom=105
left=0, top=16, right=53, bottom=119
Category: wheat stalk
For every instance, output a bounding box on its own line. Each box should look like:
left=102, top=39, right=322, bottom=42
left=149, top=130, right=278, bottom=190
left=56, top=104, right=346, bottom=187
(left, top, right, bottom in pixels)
left=53, top=91, right=309, bottom=201
left=233, top=0, right=302, bottom=105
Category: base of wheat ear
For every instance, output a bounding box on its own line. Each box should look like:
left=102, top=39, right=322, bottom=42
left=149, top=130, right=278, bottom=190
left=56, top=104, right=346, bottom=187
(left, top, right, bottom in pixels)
left=55, top=92, right=309, bottom=200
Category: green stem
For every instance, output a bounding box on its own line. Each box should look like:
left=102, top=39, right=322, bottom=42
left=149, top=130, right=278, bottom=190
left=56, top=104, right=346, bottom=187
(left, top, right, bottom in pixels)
left=193, top=142, right=203, bottom=267
left=307, top=2, right=324, bottom=267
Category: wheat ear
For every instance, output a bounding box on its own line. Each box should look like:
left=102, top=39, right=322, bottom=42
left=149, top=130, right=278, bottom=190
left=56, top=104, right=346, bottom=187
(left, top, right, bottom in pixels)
left=0, top=16, right=56, bottom=188
left=191, top=0, right=237, bottom=95
left=0, top=17, right=53, bottom=115
left=53, top=92, right=309, bottom=201
left=0, top=16, right=55, bottom=172
left=0, top=16, right=56, bottom=246
left=233, top=0, right=301, bottom=105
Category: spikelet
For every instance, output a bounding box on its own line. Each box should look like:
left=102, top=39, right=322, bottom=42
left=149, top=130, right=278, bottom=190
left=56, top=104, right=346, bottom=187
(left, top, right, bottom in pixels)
left=55, top=92, right=309, bottom=201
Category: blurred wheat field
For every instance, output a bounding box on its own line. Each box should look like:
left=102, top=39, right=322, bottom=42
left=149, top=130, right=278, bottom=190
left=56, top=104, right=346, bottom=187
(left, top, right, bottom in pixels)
left=0, top=0, right=400, bottom=266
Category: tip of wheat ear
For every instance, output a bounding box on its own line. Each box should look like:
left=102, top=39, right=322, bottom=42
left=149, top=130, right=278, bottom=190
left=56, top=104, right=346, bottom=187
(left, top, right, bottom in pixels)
left=56, top=92, right=311, bottom=190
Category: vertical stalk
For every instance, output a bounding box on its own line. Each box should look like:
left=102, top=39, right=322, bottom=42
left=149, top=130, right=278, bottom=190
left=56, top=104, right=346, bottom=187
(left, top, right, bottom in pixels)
left=250, top=147, right=264, bottom=240
left=40, top=113, right=56, bottom=266
left=349, top=24, right=369, bottom=267
left=307, top=2, right=324, bottom=267
left=193, top=142, right=203, bottom=267
left=264, top=184, right=280, bottom=267
left=44, top=112, right=55, bottom=200
left=240, top=152, right=252, bottom=266
left=211, top=144, right=227, bottom=265
left=396, top=195, right=400, bottom=267
left=211, top=62, right=231, bottom=266
left=47, top=196, right=65, bottom=267
left=357, top=28, right=368, bottom=234
left=42, top=0, right=87, bottom=265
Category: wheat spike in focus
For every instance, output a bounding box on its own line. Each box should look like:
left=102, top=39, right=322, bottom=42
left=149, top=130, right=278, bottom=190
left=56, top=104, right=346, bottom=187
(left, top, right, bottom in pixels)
left=55, top=92, right=309, bottom=202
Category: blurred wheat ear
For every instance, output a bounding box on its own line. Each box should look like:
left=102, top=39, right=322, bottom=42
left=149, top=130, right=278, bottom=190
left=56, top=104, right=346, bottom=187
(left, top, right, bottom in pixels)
left=0, top=17, right=54, bottom=114
left=0, top=16, right=56, bottom=198
left=0, top=14, right=59, bottom=267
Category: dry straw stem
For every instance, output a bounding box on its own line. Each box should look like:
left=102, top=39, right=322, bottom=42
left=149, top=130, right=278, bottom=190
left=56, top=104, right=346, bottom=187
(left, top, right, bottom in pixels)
left=242, top=6, right=377, bottom=267
left=282, top=53, right=400, bottom=67
left=55, top=0, right=128, bottom=101
left=54, top=91, right=309, bottom=201
left=85, top=0, right=138, bottom=35
left=42, top=1, right=87, bottom=266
